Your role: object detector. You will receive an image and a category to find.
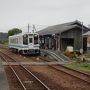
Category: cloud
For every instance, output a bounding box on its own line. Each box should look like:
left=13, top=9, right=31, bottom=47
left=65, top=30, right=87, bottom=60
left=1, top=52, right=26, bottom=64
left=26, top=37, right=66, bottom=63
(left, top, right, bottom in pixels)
left=0, top=0, right=90, bottom=32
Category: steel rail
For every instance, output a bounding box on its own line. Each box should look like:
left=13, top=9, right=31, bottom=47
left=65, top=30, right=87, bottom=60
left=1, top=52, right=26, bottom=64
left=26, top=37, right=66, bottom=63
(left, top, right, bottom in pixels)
left=39, top=57, right=90, bottom=84
left=9, top=66, right=27, bottom=90
left=1, top=56, right=27, bottom=90
left=40, top=50, right=90, bottom=77
left=57, top=64, right=90, bottom=77
left=1, top=49, right=90, bottom=86
left=49, top=65, right=90, bottom=84
left=21, top=65, right=51, bottom=90
left=1, top=50, right=90, bottom=84
left=40, top=56, right=90, bottom=76
left=0, top=50, right=51, bottom=90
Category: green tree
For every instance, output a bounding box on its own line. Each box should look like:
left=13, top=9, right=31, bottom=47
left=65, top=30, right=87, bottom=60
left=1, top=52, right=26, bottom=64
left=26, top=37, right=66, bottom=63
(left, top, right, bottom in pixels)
left=8, top=28, right=22, bottom=36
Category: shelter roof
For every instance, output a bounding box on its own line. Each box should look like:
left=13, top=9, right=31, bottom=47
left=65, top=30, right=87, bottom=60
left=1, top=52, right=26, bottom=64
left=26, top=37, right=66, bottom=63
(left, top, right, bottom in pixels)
left=38, top=20, right=89, bottom=35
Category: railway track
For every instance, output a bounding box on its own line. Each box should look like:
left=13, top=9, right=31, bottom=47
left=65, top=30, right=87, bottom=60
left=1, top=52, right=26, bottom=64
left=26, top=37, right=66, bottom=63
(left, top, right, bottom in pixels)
left=0, top=50, right=51, bottom=90
left=39, top=57, right=90, bottom=84
left=0, top=49, right=90, bottom=84
left=0, top=48, right=90, bottom=89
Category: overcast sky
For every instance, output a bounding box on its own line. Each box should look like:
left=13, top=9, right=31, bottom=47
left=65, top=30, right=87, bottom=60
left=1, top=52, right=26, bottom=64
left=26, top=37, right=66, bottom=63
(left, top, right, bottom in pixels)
left=0, top=0, right=90, bottom=32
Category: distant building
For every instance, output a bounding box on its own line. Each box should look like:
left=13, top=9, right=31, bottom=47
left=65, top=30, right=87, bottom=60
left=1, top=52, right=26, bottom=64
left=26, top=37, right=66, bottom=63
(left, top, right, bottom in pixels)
left=38, top=20, right=90, bottom=51
left=0, top=32, right=8, bottom=40
left=83, top=31, right=90, bottom=50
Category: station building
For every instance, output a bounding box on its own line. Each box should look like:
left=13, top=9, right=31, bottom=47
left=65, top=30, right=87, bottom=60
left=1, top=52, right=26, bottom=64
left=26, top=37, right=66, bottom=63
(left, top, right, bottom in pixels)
left=83, top=31, right=90, bottom=50
left=38, top=20, right=90, bottom=51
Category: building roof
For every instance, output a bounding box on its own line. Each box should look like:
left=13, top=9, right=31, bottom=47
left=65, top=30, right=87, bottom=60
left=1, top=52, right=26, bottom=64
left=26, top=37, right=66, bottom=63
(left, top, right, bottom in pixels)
left=38, top=20, right=89, bottom=35
left=83, top=31, right=90, bottom=36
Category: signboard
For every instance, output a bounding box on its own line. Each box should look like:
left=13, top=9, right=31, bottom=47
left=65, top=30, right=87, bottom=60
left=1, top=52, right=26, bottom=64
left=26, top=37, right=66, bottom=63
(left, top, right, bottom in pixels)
left=80, top=48, right=83, bottom=54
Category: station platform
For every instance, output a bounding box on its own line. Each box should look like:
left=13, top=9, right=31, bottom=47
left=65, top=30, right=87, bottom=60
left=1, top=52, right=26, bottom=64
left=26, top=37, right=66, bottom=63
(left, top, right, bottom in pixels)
left=48, top=50, right=70, bottom=61
left=0, top=58, right=9, bottom=90
left=41, top=49, right=71, bottom=62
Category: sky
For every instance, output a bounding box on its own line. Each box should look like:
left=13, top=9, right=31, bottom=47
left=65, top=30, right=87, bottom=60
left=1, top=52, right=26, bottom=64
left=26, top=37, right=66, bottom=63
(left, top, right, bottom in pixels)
left=0, top=0, right=90, bottom=32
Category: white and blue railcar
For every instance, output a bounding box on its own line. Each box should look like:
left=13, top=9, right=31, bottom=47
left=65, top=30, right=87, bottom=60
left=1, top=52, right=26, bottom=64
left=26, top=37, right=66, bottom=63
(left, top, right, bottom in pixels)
left=9, top=33, right=40, bottom=54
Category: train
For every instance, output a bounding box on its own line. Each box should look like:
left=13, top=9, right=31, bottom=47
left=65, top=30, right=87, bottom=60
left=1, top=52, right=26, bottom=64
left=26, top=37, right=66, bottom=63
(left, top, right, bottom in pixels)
left=9, top=33, right=40, bottom=54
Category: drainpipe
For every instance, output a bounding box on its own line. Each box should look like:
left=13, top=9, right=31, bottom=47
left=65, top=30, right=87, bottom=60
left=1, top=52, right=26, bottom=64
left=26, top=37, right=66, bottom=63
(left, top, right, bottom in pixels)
left=59, top=32, right=61, bottom=51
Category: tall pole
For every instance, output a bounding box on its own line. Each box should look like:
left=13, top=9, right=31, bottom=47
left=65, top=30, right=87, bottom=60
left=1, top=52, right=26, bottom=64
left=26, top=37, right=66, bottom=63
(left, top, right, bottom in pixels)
left=32, top=25, right=34, bottom=33
left=28, top=24, right=29, bottom=33
left=59, top=33, right=61, bottom=51
left=82, top=22, right=83, bottom=49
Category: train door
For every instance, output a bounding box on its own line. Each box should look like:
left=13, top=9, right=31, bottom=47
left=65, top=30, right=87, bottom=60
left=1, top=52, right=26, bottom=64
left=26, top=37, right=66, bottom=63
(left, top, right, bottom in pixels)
left=28, top=36, right=33, bottom=48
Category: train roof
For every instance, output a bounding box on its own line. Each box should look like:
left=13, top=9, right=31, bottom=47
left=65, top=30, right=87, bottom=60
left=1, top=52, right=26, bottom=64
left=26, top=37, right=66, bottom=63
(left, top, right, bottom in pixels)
left=9, top=32, right=39, bottom=38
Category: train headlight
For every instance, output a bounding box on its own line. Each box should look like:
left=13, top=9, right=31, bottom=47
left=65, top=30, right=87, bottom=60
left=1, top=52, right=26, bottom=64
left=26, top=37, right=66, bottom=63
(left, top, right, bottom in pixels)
left=34, top=35, right=37, bottom=37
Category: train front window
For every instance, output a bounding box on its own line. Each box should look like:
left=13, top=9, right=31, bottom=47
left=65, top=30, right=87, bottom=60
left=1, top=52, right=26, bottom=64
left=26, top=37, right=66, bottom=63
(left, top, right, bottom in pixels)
left=23, top=34, right=28, bottom=45
left=29, top=38, right=32, bottom=43
left=34, top=34, right=38, bottom=44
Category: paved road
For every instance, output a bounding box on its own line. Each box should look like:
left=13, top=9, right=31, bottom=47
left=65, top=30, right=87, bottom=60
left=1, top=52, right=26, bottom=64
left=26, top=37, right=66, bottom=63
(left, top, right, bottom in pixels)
left=0, top=58, right=9, bottom=90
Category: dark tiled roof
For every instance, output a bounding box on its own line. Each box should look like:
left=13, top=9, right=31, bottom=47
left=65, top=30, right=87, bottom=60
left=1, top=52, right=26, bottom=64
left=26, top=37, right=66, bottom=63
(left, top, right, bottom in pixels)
left=38, top=20, right=89, bottom=35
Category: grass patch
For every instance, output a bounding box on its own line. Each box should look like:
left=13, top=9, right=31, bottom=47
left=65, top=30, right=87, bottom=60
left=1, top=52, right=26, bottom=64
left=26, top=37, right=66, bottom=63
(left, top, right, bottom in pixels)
left=85, top=51, right=90, bottom=58
left=0, top=40, right=8, bottom=45
left=64, top=61, right=90, bottom=72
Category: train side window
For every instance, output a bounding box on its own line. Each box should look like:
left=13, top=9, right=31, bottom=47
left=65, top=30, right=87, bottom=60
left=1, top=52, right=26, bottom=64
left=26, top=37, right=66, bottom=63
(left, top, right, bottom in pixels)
left=29, top=38, right=32, bottom=43
left=23, top=35, right=28, bottom=45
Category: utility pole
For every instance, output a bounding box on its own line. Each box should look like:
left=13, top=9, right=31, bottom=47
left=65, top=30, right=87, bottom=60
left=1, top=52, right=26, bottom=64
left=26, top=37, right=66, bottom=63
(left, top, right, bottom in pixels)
left=28, top=24, right=29, bottom=33
left=32, top=25, right=34, bottom=33
left=82, top=22, right=83, bottom=49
